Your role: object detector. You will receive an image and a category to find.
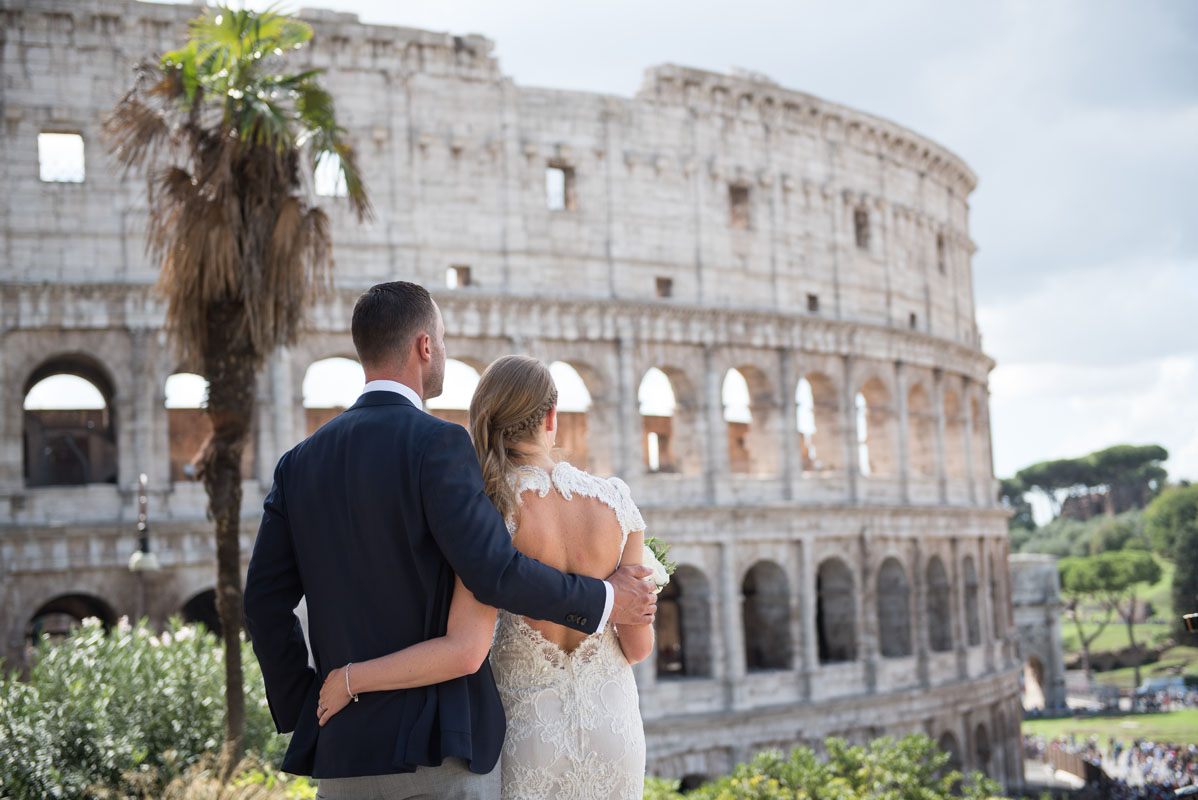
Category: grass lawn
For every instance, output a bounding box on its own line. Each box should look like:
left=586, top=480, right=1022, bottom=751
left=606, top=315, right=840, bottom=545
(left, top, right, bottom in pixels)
left=1093, top=646, right=1198, bottom=689
left=1061, top=619, right=1173, bottom=655
left=1023, top=709, right=1198, bottom=746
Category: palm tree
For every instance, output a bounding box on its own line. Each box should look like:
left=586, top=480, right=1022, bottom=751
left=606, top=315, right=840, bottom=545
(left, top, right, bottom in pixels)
left=105, top=6, right=370, bottom=771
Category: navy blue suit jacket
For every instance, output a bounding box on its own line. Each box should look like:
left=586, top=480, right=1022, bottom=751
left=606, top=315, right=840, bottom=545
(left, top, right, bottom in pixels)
left=243, top=390, right=607, bottom=778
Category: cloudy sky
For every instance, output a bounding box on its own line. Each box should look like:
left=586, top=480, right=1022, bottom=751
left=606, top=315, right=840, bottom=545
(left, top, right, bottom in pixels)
left=156, top=0, right=1197, bottom=481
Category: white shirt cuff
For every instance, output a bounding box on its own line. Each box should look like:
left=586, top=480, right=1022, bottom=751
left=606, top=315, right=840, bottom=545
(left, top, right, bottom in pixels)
left=596, top=581, right=615, bottom=633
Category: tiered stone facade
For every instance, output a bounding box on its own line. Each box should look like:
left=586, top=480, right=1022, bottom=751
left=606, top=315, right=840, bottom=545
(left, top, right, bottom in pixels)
left=1, top=0, right=1022, bottom=789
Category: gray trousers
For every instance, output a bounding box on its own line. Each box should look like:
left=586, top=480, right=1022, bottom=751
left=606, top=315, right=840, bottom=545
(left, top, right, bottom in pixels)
left=314, top=757, right=500, bottom=800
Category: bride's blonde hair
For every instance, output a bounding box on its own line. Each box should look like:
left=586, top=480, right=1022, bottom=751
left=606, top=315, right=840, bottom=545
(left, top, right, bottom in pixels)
left=469, top=355, right=558, bottom=523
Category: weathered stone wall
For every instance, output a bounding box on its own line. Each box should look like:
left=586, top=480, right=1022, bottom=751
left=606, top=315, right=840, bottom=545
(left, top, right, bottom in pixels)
left=0, top=0, right=1021, bottom=789
left=1010, top=554, right=1068, bottom=712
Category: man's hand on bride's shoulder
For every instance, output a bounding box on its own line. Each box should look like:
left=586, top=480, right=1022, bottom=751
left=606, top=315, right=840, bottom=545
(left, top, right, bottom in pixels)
left=607, top=564, right=657, bottom=626
left=317, top=666, right=352, bottom=727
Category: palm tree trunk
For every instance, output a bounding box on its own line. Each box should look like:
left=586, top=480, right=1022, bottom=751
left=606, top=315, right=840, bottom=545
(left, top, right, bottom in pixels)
left=199, top=302, right=257, bottom=779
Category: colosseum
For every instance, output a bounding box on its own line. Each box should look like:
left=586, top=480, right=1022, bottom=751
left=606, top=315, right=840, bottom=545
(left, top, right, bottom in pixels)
left=1, top=0, right=1022, bottom=790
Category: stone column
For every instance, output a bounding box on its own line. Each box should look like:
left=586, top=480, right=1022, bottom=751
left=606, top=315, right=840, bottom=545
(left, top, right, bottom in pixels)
left=858, top=530, right=877, bottom=693
left=894, top=361, right=910, bottom=503
left=950, top=538, right=968, bottom=679
left=911, top=538, right=929, bottom=688
left=718, top=540, right=746, bottom=708
left=800, top=535, right=819, bottom=695
left=841, top=354, right=859, bottom=503
left=980, top=540, right=996, bottom=673
left=778, top=350, right=799, bottom=501
left=702, top=346, right=730, bottom=501
left=267, top=347, right=295, bottom=483
left=962, top=379, right=977, bottom=505
left=615, top=337, right=640, bottom=486
left=933, top=368, right=948, bottom=504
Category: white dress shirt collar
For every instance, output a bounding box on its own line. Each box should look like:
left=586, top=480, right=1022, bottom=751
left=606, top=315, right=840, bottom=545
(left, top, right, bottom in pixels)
left=361, top=379, right=424, bottom=411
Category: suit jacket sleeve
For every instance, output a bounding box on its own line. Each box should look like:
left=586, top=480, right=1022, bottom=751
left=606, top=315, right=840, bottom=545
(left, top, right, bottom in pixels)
left=243, top=453, right=316, bottom=733
left=420, top=423, right=607, bottom=634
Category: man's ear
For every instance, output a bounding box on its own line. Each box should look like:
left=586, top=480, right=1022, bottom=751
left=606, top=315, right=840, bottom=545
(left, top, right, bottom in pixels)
left=415, top=332, right=432, bottom=364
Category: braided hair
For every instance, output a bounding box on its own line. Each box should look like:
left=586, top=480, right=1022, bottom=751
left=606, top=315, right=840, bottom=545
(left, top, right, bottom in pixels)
left=468, top=355, right=558, bottom=523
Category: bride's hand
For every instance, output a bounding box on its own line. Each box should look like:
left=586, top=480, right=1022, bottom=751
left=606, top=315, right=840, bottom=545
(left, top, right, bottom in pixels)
left=317, top=666, right=351, bottom=726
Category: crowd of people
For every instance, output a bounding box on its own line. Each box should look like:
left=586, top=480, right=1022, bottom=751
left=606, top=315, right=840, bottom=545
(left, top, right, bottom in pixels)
left=1025, top=733, right=1197, bottom=799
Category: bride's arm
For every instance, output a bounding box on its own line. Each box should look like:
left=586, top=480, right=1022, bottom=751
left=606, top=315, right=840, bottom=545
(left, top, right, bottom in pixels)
left=317, top=576, right=497, bottom=725
left=613, top=528, right=654, bottom=665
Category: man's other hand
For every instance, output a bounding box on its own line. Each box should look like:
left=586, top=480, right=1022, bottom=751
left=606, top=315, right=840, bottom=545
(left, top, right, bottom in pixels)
left=608, top=564, right=657, bottom=625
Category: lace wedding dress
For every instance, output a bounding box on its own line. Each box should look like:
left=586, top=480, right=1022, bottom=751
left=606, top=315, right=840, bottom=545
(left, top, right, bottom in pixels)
left=490, top=462, right=647, bottom=800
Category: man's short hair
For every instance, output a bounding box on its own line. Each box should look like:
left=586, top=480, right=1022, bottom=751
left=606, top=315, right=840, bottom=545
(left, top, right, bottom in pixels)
left=351, top=281, right=436, bottom=368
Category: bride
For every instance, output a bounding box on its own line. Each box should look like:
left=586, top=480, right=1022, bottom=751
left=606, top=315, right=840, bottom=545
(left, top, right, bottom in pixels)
left=317, top=355, right=653, bottom=799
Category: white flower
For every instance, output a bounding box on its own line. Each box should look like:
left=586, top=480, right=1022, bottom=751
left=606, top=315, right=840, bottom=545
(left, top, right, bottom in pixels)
left=643, top=544, right=669, bottom=594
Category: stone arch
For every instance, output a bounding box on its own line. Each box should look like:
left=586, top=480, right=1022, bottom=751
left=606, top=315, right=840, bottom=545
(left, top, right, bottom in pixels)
left=970, top=394, right=990, bottom=481
left=797, top=372, right=842, bottom=472
left=938, top=731, right=963, bottom=772
left=816, top=557, right=856, bottom=663
left=656, top=564, right=714, bottom=678
left=23, top=355, right=118, bottom=487
left=302, top=356, right=364, bottom=435
left=638, top=366, right=700, bottom=475
left=26, top=592, right=117, bottom=645
left=943, top=388, right=967, bottom=479
left=974, top=722, right=992, bottom=776
left=856, top=376, right=896, bottom=476
left=426, top=358, right=481, bottom=429
left=722, top=364, right=779, bottom=477
left=1023, top=653, right=1047, bottom=711
left=926, top=555, right=953, bottom=652
left=963, top=555, right=981, bottom=646
left=549, top=360, right=595, bottom=470
left=877, top=556, right=912, bottom=657
left=742, top=560, right=792, bottom=671
left=679, top=775, right=710, bottom=792
left=906, top=382, right=935, bottom=478
left=164, top=371, right=256, bottom=482
left=180, top=588, right=221, bottom=636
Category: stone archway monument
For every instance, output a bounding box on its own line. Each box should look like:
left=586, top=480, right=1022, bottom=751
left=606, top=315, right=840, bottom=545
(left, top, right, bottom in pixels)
left=1010, top=554, right=1067, bottom=712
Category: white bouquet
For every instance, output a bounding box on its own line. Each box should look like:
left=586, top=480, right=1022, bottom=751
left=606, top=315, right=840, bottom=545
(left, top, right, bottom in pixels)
left=642, top=537, right=676, bottom=594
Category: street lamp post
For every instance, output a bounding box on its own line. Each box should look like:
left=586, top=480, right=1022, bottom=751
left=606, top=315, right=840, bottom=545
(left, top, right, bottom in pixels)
left=128, top=473, right=160, bottom=621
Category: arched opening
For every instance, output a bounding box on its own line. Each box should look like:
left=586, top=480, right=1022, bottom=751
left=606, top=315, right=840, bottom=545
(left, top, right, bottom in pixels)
left=797, top=373, right=842, bottom=472
left=1023, top=654, right=1046, bottom=711
left=24, top=361, right=117, bottom=487
left=974, top=722, right=992, bottom=777
left=679, top=775, right=710, bottom=792
left=906, top=383, right=935, bottom=477
left=639, top=368, right=677, bottom=473
left=302, top=357, right=365, bottom=436
left=943, top=390, right=967, bottom=479
left=926, top=556, right=953, bottom=652
left=856, top=377, right=895, bottom=476
left=816, top=558, right=856, bottom=663
left=970, top=395, right=990, bottom=481
left=180, top=588, right=221, bottom=636
left=742, top=560, right=792, bottom=671
left=426, top=359, right=481, bottom=428
left=26, top=593, right=117, bottom=646
left=655, top=565, right=713, bottom=678
left=550, top=361, right=593, bottom=469
left=723, top=369, right=752, bottom=474
left=963, top=556, right=981, bottom=646
left=167, top=371, right=255, bottom=480
left=938, top=731, right=963, bottom=773
left=877, top=557, right=912, bottom=658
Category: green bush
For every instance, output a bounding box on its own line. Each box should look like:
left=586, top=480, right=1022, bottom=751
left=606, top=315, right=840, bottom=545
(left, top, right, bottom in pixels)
left=0, top=618, right=287, bottom=800
left=646, top=735, right=1003, bottom=800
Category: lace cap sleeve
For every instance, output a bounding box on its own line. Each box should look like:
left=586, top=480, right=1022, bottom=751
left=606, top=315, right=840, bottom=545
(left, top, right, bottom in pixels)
left=504, top=467, right=553, bottom=537
left=608, top=477, right=646, bottom=535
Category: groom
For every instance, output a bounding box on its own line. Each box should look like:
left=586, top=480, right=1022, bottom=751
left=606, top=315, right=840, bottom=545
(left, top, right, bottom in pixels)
left=243, top=281, right=656, bottom=799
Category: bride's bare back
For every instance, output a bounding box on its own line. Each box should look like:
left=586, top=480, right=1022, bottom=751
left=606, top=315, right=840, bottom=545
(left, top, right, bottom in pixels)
left=511, top=467, right=639, bottom=653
